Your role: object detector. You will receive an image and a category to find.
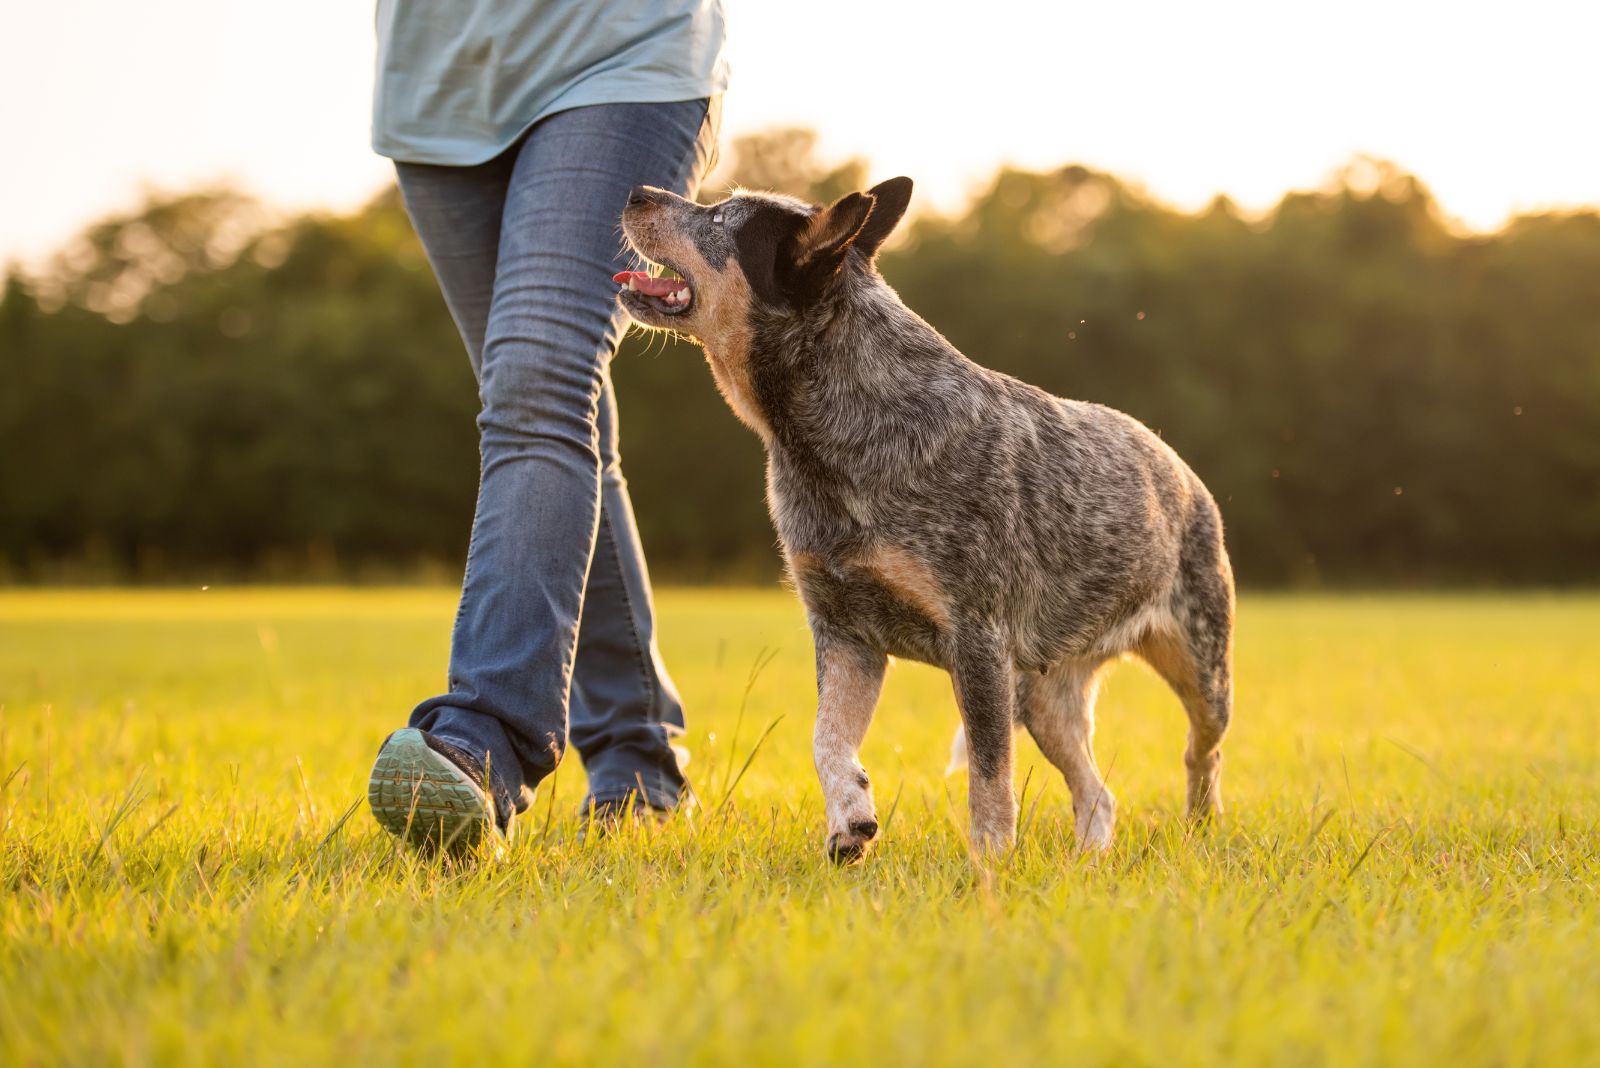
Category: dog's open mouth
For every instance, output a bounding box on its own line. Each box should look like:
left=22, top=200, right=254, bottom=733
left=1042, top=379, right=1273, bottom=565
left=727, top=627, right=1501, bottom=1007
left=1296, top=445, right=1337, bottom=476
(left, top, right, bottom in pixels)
left=613, top=263, right=693, bottom=316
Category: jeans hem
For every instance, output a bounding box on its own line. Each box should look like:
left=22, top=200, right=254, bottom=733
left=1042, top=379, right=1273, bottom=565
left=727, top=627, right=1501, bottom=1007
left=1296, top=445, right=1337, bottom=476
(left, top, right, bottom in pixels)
left=583, top=779, right=681, bottom=812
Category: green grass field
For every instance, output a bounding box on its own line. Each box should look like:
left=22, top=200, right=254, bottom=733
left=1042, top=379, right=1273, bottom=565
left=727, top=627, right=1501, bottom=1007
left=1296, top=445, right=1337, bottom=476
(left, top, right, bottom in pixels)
left=2, top=588, right=1597, bottom=1066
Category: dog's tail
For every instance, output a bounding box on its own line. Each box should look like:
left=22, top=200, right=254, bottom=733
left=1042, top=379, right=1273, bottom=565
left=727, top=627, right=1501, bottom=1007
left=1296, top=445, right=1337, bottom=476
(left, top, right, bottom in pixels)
left=944, top=725, right=968, bottom=776
left=946, top=721, right=1030, bottom=775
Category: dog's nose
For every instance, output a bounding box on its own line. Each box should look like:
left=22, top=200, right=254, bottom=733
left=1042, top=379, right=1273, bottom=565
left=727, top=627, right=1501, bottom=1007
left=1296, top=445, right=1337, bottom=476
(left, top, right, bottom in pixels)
left=627, top=186, right=653, bottom=208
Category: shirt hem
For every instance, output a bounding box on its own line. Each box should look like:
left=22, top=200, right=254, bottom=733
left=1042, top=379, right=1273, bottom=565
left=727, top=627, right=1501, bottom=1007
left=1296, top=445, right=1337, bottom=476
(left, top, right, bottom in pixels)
left=372, top=78, right=728, bottom=166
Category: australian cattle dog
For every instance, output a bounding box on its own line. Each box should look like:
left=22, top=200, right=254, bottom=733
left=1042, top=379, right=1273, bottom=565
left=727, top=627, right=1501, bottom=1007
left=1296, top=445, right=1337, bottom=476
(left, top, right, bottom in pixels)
left=615, top=178, right=1235, bottom=862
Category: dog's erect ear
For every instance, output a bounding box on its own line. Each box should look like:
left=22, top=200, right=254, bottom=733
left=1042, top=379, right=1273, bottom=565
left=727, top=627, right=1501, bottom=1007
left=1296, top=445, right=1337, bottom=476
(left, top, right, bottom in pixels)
left=792, top=191, right=875, bottom=272
left=853, top=177, right=913, bottom=260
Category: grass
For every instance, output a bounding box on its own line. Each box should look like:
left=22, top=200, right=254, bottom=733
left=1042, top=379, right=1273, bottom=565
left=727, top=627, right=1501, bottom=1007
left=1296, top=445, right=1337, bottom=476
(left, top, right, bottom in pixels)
left=1, top=587, right=1597, bottom=1066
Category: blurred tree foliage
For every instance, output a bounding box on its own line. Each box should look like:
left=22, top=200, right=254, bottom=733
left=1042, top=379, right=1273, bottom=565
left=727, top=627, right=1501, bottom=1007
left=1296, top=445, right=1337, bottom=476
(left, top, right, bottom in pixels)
left=2, top=135, right=1596, bottom=585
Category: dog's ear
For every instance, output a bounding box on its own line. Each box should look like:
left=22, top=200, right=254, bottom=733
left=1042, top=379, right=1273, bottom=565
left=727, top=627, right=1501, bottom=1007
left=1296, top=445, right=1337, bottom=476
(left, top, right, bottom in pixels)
left=853, top=177, right=913, bottom=260
left=791, top=191, right=875, bottom=273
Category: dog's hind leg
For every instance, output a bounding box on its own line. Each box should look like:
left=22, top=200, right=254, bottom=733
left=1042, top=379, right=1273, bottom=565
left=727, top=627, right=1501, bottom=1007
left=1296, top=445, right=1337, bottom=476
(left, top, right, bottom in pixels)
left=1018, top=657, right=1117, bottom=852
left=1139, top=508, right=1235, bottom=820
left=812, top=631, right=888, bottom=864
left=951, top=620, right=1018, bottom=854
left=1139, top=623, right=1231, bottom=820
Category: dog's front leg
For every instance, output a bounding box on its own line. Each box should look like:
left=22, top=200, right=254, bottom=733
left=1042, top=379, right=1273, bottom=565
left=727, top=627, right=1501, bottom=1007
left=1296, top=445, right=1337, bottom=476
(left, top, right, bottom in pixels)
left=812, top=630, right=888, bottom=864
left=952, top=621, right=1017, bottom=854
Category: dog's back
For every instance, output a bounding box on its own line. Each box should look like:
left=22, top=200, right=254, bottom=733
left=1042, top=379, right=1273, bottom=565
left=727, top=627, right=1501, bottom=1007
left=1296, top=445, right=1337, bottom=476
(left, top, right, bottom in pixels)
left=765, top=282, right=1218, bottom=674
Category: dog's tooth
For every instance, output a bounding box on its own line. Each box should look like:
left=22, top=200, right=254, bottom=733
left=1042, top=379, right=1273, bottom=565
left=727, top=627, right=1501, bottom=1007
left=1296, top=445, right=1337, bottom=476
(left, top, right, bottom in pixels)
left=627, top=278, right=638, bottom=291
left=676, top=288, right=690, bottom=302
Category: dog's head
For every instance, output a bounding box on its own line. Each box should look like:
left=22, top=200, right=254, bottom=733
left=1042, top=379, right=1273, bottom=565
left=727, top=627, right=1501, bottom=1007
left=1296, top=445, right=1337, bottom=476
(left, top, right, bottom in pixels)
left=615, top=177, right=913, bottom=334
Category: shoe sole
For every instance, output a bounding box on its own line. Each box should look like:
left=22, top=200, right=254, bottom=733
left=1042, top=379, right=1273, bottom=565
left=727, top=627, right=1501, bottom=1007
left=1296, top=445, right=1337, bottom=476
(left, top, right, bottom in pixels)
left=368, top=728, right=496, bottom=854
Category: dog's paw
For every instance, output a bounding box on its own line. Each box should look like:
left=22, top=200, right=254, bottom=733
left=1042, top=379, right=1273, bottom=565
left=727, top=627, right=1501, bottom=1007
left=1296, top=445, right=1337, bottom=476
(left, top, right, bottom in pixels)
left=969, top=826, right=1015, bottom=857
left=1075, top=811, right=1115, bottom=854
left=1074, top=788, right=1117, bottom=853
left=825, top=818, right=879, bottom=865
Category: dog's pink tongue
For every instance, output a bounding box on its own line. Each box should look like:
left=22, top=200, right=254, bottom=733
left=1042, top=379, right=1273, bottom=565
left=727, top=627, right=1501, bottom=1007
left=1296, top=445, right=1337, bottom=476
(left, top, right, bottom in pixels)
left=612, top=271, right=681, bottom=297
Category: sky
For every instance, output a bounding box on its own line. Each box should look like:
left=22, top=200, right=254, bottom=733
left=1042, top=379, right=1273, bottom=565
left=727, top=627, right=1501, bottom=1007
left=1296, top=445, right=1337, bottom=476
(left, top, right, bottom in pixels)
left=1, top=0, right=1595, bottom=266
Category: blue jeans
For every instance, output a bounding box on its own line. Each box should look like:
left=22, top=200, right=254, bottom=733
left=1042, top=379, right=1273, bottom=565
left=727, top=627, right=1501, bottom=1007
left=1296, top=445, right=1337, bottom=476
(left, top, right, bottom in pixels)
left=393, top=98, right=719, bottom=822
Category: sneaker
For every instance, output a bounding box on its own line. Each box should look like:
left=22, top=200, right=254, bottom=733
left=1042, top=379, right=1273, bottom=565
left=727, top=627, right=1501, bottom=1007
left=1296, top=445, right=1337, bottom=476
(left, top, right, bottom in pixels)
left=368, top=728, right=508, bottom=854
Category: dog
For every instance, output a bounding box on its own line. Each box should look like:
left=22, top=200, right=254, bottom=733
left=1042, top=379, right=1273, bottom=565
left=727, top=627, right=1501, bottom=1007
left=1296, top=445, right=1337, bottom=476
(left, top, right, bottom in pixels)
left=615, top=177, right=1234, bottom=862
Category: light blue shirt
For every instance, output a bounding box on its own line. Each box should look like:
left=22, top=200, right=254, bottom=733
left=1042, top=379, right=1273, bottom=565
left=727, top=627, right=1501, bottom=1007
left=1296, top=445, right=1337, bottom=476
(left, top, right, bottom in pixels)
left=373, top=0, right=729, bottom=164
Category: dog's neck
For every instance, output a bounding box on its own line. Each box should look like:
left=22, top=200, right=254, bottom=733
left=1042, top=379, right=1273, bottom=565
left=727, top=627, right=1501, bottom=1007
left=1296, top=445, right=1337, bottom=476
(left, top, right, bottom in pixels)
left=715, top=270, right=990, bottom=479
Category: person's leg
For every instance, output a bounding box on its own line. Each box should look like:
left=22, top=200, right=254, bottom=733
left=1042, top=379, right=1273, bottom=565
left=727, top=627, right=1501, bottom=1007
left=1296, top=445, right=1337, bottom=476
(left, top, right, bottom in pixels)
left=386, top=106, right=707, bottom=829
left=404, top=99, right=718, bottom=826
left=374, top=155, right=520, bottom=842
left=391, top=154, right=512, bottom=379
left=568, top=365, right=688, bottom=813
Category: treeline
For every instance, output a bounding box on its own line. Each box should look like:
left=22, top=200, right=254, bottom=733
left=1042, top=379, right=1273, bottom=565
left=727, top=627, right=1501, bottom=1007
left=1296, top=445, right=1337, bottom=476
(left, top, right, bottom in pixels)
left=2, top=132, right=1597, bottom=585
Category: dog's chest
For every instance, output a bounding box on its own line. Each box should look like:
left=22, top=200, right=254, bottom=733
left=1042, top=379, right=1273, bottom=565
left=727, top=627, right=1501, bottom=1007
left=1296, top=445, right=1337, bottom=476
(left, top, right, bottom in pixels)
left=790, top=549, right=952, bottom=666
left=776, top=512, right=953, bottom=665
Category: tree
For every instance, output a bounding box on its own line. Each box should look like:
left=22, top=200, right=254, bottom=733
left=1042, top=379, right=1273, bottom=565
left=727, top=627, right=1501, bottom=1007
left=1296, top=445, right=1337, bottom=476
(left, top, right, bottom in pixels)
left=3, top=142, right=1597, bottom=585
